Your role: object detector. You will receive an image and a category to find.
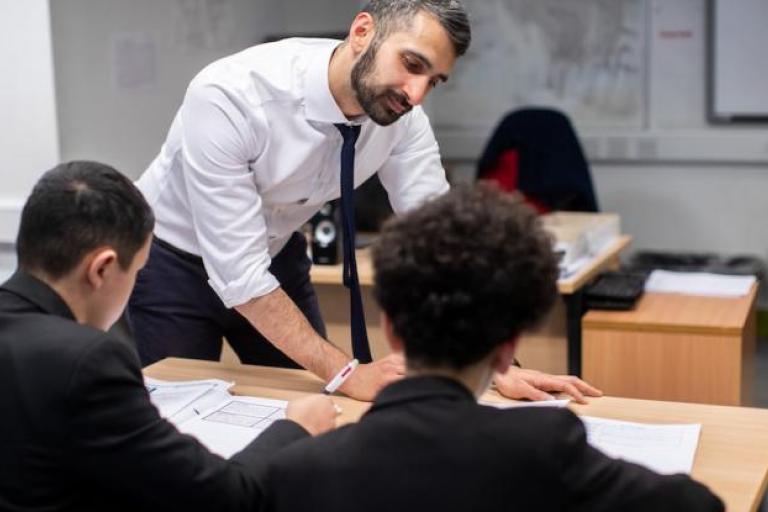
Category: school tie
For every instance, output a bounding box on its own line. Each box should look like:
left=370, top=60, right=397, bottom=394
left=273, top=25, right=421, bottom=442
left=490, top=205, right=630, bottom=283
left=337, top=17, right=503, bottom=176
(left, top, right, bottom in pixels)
left=335, top=123, right=373, bottom=363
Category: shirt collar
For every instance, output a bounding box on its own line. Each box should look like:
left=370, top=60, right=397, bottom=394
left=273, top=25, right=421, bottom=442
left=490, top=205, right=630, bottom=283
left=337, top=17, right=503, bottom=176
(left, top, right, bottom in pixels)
left=0, top=269, right=76, bottom=321
left=303, top=40, right=366, bottom=125
left=365, top=375, right=476, bottom=416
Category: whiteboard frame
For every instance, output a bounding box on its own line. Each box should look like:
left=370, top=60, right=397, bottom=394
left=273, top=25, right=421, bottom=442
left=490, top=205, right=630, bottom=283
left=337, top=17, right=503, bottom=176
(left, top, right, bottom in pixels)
left=708, top=0, right=768, bottom=123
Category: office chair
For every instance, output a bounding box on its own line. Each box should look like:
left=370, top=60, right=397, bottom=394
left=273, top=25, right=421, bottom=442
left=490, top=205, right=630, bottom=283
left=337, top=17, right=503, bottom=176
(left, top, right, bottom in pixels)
left=476, top=108, right=599, bottom=213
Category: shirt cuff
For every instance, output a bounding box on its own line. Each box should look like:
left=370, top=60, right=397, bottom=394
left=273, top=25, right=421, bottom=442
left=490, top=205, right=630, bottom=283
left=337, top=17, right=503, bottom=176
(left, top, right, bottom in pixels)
left=208, top=272, right=281, bottom=309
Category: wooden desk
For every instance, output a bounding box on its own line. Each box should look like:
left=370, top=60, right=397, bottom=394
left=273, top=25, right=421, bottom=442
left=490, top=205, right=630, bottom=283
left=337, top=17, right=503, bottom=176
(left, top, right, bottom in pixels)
left=145, top=358, right=768, bottom=512
left=583, top=284, right=758, bottom=406
left=311, top=235, right=632, bottom=375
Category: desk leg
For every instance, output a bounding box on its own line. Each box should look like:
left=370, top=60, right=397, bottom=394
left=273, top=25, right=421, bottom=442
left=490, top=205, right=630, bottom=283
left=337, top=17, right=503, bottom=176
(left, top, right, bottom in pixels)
left=565, top=291, right=584, bottom=377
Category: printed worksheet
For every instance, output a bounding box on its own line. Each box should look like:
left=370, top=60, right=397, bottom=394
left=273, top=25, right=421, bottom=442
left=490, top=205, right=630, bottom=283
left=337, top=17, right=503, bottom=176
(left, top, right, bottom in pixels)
left=581, top=416, right=701, bottom=474
left=145, top=377, right=232, bottom=419
left=177, top=396, right=288, bottom=458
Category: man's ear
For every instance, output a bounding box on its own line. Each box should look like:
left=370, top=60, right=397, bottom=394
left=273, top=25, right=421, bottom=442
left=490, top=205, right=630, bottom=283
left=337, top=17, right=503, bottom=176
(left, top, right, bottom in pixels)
left=491, top=338, right=519, bottom=375
left=348, top=12, right=376, bottom=55
left=85, top=247, right=118, bottom=290
left=380, top=312, right=404, bottom=354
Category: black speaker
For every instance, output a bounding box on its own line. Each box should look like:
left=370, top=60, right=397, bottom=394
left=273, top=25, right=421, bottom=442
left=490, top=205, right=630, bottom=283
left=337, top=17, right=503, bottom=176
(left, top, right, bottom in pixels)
left=311, top=201, right=341, bottom=265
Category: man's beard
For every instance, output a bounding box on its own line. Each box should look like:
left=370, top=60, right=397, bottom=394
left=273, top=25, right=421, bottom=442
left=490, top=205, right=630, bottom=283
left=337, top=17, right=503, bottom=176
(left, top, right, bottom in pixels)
left=350, top=42, right=412, bottom=126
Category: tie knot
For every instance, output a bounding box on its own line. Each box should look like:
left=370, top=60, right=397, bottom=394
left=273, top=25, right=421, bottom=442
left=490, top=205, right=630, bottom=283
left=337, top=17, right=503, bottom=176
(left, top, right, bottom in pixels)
left=335, top=123, right=361, bottom=144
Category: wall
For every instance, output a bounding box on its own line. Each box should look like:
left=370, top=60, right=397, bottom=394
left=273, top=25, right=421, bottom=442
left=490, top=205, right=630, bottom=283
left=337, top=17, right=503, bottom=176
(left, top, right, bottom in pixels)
left=440, top=0, right=768, bottom=264
left=0, top=0, right=59, bottom=242
left=49, top=0, right=360, bottom=180
left=5, top=0, right=768, bottom=262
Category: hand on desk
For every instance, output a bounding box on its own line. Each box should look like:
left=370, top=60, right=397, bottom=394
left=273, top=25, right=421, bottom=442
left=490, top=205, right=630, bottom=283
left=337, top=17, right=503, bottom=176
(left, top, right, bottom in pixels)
left=286, top=395, right=338, bottom=436
left=338, top=353, right=405, bottom=401
left=493, top=367, right=602, bottom=404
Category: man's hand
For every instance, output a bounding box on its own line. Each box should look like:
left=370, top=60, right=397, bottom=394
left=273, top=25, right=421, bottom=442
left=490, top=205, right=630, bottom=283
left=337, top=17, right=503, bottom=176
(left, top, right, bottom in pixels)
left=285, top=395, right=338, bottom=436
left=494, top=367, right=602, bottom=404
left=338, top=353, right=405, bottom=401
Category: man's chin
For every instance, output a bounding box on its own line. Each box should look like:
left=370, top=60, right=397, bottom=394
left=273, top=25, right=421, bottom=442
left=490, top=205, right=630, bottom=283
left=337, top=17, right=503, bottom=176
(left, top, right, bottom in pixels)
left=366, top=105, right=406, bottom=127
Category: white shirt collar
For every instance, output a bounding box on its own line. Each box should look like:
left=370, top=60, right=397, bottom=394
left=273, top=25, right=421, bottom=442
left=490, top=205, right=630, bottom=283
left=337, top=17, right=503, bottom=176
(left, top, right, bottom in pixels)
left=303, top=40, right=366, bottom=126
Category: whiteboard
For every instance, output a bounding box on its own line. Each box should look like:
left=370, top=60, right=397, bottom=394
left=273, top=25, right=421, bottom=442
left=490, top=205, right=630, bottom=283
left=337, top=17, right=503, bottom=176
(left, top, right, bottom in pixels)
left=429, top=0, right=648, bottom=131
left=711, top=0, right=768, bottom=121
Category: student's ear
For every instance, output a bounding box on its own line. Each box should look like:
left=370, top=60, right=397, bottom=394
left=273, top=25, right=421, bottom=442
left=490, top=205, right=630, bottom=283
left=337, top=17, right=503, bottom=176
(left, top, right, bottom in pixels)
left=85, top=247, right=119, bottom=290
left=380, top=312, right=404, bottom=354
left=348, top=12, right=376, bottom=55
left=491, top=338, right=519, bottom=375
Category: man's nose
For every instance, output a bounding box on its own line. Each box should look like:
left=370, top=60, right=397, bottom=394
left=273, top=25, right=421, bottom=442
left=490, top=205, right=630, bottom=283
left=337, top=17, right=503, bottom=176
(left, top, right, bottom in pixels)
left=403, top=76, right=432, bottom=106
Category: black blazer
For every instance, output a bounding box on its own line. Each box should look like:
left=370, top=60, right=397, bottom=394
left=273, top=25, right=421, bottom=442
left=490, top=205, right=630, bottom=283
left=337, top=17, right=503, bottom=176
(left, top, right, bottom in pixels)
left=262, top=376, right=723, bottom=512
left=0, top=271, right=307, bottom=512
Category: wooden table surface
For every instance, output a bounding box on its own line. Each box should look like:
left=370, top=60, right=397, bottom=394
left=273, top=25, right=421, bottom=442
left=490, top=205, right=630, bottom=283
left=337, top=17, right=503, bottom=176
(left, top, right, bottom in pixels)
left=146, top=358, right=768, bottom=512
left=310, top=235, right=632, bottom=294
left=584, top=283, right=758, bottom=335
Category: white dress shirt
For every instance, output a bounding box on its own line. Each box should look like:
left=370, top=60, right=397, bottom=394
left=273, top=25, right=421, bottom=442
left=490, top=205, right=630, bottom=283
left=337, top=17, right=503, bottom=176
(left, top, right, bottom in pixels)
left=137, top=38, right=448, bottom=308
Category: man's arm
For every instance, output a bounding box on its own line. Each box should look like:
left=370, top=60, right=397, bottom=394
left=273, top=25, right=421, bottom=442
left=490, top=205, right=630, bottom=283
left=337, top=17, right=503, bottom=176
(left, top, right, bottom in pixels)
left=235, top=287, right=403, bottom=401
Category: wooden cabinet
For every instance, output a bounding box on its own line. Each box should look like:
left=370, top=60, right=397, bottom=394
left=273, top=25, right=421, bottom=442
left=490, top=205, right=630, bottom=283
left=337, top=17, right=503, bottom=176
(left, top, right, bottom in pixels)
left=582, top=285, right=757, bottom=405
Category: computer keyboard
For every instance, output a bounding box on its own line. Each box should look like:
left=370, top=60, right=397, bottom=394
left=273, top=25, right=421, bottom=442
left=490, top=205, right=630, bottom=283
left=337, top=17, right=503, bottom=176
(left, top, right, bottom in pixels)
left=584, top=271, right=647, bottom=310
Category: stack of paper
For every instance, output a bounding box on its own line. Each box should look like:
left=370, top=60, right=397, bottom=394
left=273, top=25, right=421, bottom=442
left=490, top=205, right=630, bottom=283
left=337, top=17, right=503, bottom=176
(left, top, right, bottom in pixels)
left=581, top=416, right=701, bottom=474
left=146, top=377, right=288, bottom=458
left=645, top=270, right=756, bottom=298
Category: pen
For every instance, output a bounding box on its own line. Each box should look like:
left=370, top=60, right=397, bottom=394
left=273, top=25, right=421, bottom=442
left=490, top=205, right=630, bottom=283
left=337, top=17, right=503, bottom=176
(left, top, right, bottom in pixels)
left=323, top=359, right=359, bottom=395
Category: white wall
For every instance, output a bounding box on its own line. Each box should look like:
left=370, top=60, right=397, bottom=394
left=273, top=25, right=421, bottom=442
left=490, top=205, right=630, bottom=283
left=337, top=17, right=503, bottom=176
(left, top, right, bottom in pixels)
left=440, top=0, right=768, bottom=263
left=0, top=0, right=59, bottom=242
left=49, top=0, right=360, bottom=180
left=4, top=0, right=768, bottom=262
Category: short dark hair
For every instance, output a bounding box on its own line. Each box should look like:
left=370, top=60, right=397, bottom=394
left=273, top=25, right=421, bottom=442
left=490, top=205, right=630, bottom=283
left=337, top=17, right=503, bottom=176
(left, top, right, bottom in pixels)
left=372, top=184, right=558, bottom=370
left=361, top=0, right=471, bottom=57
left=16, top=161, right=154, bottom=279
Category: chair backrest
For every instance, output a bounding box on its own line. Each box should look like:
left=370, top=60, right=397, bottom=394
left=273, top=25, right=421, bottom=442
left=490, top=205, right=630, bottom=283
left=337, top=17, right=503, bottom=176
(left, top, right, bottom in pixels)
left=477, top=108, right=599, bottom=212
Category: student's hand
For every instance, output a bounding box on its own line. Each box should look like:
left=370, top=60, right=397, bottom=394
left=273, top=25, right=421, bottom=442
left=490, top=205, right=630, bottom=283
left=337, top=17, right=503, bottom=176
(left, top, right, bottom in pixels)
left=493, top=367, right=602, bottom=404
left=338, top=353, right=405, bottom=402
left=285, top=395, right=338, bottom=436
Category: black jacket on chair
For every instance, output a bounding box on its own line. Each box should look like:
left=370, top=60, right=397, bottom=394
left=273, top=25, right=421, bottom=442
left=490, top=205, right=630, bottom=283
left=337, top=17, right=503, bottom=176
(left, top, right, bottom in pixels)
left=0, top=271, right=307, bottom=512
left=261, top=376, right=723, bottom=512
left=477, top=108, right=599, bottom=212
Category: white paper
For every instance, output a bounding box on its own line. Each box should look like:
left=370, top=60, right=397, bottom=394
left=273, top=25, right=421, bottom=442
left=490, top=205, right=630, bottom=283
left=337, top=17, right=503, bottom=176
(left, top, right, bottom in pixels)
left=581, top=416, right=701, bottom=475
left=644, top=270, right=755, bottom=297
left=145, top=377, right=232, bottom=419
left=177, top=397, right=288, bottom=458
left=480, top=399, right=570, bottom=409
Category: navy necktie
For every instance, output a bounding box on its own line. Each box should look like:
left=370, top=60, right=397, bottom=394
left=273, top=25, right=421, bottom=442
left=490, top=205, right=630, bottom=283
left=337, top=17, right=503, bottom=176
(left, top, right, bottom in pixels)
left=335, top=123, right=372, bottom=363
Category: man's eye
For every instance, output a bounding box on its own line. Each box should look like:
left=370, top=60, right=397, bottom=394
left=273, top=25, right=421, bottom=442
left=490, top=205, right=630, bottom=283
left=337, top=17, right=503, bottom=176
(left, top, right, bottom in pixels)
left=403, top=56, right=421, bottom=73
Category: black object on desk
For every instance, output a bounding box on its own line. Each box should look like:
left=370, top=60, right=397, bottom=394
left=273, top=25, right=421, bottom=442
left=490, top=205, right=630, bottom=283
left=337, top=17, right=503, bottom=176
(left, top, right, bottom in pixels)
left=584, top=271, right=647, bottom=311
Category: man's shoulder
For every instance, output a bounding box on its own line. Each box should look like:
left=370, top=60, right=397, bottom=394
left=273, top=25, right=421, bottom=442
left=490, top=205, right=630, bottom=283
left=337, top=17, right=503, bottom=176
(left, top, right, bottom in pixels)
left=190, top=38, right=338, bottom=101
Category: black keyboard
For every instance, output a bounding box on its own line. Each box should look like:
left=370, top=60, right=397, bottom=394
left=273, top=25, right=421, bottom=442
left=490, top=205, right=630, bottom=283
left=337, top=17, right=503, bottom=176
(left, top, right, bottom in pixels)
left=584, top=271, right=647, bottom=310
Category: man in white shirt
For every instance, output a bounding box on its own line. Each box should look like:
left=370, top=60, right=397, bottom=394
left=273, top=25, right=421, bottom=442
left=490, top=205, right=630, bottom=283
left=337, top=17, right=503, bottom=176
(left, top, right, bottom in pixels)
left=131, top=0, right=601, bottom=402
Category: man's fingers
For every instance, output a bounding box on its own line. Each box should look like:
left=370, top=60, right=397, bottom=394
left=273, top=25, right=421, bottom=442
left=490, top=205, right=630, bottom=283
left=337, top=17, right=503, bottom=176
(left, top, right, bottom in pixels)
left=515, top=381, right=555, bottom=402
left=558, top=375, right=603, bottom=397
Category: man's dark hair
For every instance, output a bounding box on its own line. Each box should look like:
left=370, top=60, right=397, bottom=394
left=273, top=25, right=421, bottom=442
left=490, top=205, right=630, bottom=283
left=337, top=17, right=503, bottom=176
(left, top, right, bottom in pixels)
left=361, top=0, right=471, bottom=57
left=16, top=161, right=154, bottom=279
left=372, top=184, right=558, bottom=370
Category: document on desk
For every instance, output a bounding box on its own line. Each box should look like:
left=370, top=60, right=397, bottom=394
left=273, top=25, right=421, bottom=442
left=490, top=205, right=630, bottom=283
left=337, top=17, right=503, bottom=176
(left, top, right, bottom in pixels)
left=581, top=416, right=701, bottom=475
left=645, top=270, right=756, bottom=298
left=176, top=397, right=288, bottom=458
left=145, top=377, right=287, bottom=458
left=144, top=377, right=233, bottom=419
left=480, top=398, right=570, bottom=409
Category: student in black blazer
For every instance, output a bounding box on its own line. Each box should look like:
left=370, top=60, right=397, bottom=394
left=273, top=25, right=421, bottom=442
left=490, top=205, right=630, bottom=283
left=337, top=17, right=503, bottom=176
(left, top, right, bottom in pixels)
left=261, top=184, right=724, bottom=512
left=0, top=161, right=337, bottom=512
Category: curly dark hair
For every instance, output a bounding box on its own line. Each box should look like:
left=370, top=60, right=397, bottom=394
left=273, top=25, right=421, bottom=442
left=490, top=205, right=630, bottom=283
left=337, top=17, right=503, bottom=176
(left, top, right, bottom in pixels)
left=372, top=184, right=558, bottom=370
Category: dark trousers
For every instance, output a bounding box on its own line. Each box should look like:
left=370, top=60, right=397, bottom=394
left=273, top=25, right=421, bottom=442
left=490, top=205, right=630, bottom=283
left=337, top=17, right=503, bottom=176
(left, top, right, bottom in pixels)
left=128, top=232, right=326, bottom=368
